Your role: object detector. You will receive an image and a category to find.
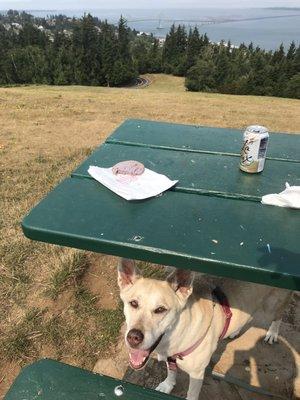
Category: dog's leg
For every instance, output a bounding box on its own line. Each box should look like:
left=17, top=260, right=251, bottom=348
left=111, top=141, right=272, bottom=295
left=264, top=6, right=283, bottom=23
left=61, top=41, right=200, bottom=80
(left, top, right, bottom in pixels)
left=229, top=328, right=241, bottom=339
left=186, top=372, right=204, bottom=400
left=264, top=290, right=292, bottom=344
left=156, top=366, right=177, bottom=394
left=264, top=319, right=281, bottom=344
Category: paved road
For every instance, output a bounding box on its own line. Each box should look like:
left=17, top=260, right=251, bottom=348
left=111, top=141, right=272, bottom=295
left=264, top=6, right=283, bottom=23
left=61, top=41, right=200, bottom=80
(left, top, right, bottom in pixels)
left=125, top=76, right=151, bottom=89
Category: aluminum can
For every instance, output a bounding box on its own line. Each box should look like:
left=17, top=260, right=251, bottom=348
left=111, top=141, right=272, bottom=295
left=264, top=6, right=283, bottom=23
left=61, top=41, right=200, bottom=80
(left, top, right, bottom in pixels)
left=240, top=125, right=269, bottom=173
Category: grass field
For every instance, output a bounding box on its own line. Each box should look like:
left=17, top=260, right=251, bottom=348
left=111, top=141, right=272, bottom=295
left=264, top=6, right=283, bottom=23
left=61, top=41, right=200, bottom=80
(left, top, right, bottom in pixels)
left=0, top=74, right=299, bottom=398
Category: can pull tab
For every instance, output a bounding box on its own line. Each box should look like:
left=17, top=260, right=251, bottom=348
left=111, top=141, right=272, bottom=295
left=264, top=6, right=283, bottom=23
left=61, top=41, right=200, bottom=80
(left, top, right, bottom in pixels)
left=114, top=385, right=124, bottom=397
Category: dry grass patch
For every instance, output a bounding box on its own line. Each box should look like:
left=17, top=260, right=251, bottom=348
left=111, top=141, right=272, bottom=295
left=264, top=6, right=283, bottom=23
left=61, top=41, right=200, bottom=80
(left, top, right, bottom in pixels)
left=46, top=252, right=89, bottom=300
left=0, top=74, right=299, bottom=398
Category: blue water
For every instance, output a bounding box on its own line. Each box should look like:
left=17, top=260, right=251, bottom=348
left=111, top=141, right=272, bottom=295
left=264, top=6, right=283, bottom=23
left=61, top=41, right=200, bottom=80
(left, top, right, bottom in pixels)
left=7, top=8, right=300, bottom=50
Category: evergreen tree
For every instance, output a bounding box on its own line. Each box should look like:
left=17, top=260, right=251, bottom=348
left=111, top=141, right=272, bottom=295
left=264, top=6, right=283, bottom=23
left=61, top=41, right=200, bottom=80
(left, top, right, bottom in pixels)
left=270, top=44, right=287, bottom=96
left=0, top=25, right=11, bottom=84
left=202, top=33, right=210, bottom=46
left=18, top=23, right=47, bottom=48
left=286, top=41, right=296, bottom=61
left=115, top=16, right=136, bottom=84
left=75, top=14, right=101, bottom=85
left=214, top=46, right=231, bottom=88
left=131, top=36, right=152, bottom=74
left=284, top=73, right=300, bottom=99
left=246, top=51, right=274, bottom=96
left=185, top=27, right=201, bottom=72
left=162, top=24, right=178, bottom=73
left=148, top=38, right=162, bottom=73
left=162, top=24, right=187, bottom=75
left=185, top=50, right=216, bottom=92
left=6, top=46, right=47, bottom=83
left=100, top=21, right=118, bottom=86
left=286, top=43, right=300, bottom=78
left=118, top=16, right=131, bottom=60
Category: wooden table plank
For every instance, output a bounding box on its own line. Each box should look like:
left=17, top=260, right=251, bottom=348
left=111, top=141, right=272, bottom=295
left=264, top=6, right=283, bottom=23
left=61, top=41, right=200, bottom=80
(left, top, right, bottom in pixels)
left=106, top=119, right=300, bottom=162
left=72, top=143, right=300, bottom=201
left=22, top=177, right=300, bottom=290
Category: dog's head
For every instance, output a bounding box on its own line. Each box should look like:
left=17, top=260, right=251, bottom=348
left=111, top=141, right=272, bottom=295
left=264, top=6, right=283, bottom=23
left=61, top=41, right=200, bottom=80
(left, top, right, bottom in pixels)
left=117, top=258, right=194, bottom=370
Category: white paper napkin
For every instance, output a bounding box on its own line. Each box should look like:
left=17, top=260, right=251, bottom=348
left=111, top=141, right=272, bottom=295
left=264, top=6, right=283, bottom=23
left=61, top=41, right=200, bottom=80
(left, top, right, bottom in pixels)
left=88, top=165, right=178, bottom=201
left=261, top=182, right=300, bottom=209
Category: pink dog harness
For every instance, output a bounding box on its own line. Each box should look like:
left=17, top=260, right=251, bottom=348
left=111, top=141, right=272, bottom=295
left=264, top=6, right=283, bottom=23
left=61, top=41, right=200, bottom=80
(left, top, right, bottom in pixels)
left=167, top=287, right=232, bottom=371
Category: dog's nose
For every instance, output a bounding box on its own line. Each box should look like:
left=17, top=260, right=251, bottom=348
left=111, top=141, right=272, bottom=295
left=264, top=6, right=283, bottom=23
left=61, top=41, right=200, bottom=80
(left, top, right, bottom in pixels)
left=127, top=329, right=144, bottom=347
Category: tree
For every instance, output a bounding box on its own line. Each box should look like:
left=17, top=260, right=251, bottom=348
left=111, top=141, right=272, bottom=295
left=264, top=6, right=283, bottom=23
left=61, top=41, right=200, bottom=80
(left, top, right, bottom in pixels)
left=270, top=43, right=288, bottom=96
left=100, top=21, right=118, bottom=86
left=148, top=38, right=162, bottom=73
left=214, top=46, right=231, bottom=88
left=118, top=16, right=131, bottom=60
left=6, top=46, right=47, bottom=83
left=52, top=45, right=74, bottom=85
left=185, top=27, right=201, bottom=72
left=131, top=36, right=151, bottom=74
left=185, top=56, right=216, bottom=92
left=18, top=23, right=48, bottom=48
left=246, top=52, right=274, bottom=96
left=284, top=73, right=300, bottom=99
left=0, top=25, right=11, bottom=84
left=116, top=16, right=136, bottom=83
left=162, top=24, right=177, bottom=73
left=73, top=14, right=102, bottom=85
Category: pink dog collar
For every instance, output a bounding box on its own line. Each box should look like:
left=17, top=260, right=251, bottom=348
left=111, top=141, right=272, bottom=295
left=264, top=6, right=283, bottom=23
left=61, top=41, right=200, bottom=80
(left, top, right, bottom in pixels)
left=167, top=287, right=232, bottom=371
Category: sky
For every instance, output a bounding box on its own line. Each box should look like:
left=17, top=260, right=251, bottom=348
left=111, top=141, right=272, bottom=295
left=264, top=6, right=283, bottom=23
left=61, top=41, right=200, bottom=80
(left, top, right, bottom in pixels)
left=0, top=0, right=300, bottom=10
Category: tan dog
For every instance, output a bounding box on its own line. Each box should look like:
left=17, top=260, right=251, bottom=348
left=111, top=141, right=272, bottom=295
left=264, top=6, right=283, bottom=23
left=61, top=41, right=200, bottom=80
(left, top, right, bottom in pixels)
left=117, top=258, right=291, bottom=400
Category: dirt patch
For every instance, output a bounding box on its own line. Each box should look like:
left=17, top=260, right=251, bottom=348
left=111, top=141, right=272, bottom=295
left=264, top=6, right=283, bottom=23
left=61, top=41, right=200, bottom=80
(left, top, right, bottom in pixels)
left=82, top=254, right=119, bottom=310
left=0, top=253, right=123, bottom=399
left=93, top=324, right=128, bottom=379
left=0, top=363, right=20, bottom=399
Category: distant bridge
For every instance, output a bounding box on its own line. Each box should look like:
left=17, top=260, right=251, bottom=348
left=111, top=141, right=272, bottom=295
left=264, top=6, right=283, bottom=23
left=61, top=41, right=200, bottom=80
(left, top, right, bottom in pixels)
left=124, top=13, right=300, bottom=27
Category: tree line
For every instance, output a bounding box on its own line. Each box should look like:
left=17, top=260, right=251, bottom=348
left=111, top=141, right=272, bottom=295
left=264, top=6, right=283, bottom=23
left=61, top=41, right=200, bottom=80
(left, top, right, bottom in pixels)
left=0, top=13, right=136, bottom=86
left=0, top=11, right=299, bottom=98
left=161, top=25, right=300, bottom=99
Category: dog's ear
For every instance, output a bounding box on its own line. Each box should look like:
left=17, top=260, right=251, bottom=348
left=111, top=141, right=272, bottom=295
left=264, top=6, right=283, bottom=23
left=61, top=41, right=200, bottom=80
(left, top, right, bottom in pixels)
left=117, top=258, right=141, bottom=290
left=167, top=269, right=194, bottom=301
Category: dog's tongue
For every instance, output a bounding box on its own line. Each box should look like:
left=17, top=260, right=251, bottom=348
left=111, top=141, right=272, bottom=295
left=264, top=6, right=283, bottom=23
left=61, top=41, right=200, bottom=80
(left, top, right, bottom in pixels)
left=129, top=348, right=150, bottom=367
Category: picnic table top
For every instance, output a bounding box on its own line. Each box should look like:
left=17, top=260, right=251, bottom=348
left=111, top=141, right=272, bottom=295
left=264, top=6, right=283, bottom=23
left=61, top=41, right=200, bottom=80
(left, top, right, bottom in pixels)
left=22, top=119, right=300, bottom=290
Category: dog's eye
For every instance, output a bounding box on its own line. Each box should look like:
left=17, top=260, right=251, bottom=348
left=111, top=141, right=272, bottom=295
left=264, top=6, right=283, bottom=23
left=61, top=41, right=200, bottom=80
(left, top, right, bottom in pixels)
left=154, top=306, right=167, bottom=314
left=129, top=300, right=138, bottom=309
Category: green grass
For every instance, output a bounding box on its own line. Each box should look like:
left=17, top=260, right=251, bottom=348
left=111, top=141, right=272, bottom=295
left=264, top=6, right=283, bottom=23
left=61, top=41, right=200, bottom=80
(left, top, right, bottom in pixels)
left=0, top=308, right=44, bottom=363
left=136, top=260, right=167, bottom=279
left=43, top=315, right=68, bottom=347
left=46, top=252, right=90, bottom=300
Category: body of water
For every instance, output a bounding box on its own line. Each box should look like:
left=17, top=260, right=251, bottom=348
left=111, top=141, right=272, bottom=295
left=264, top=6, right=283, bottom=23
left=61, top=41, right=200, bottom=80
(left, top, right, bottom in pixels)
left=10, top=8, right=300, bottom=50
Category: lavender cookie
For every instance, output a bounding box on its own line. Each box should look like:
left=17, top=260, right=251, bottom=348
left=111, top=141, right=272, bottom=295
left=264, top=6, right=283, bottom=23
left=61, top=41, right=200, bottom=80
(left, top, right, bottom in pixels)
left=112, top=160, right=145, bottom=176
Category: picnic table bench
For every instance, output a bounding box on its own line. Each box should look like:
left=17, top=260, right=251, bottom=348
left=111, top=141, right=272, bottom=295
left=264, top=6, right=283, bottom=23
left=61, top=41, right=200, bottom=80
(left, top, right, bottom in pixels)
left=5, top=119, right=300, bottom=399
left=4, top=359, right=178, bottom=399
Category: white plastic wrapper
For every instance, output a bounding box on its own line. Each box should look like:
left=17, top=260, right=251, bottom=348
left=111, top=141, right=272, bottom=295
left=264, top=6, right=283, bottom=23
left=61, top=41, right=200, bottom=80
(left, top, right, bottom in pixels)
left=88, top=165, right=178, bottom=201
left=261, top=182, right=300, bottom=209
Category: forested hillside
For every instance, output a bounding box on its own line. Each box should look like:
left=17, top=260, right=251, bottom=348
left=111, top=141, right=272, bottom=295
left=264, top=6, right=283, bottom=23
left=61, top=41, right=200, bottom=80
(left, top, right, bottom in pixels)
left=0, top=13, right=137, bottom=86
left=0, top=10, right=299, bottom=98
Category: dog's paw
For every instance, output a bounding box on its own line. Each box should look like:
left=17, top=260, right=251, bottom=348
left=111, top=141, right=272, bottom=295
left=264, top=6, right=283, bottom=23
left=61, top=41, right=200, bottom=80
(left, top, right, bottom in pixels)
left=264, top=330, right=278, bottom=344
left=157, top=354, right=167, bottom=362
left=264, top=320, right=281, bottom=344
left=156, top=381, right=174, bottom=394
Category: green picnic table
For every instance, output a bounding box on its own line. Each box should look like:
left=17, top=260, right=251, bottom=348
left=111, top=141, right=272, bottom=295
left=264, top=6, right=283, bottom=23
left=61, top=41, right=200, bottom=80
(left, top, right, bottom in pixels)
left=6, top=119, right=300, bottom=399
